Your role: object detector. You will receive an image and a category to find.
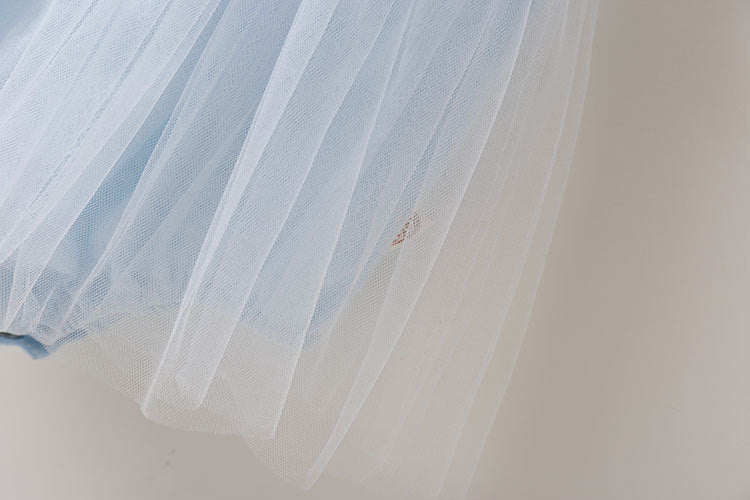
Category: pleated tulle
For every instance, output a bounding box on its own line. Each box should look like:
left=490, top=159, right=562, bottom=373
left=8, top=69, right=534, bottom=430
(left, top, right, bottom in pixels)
left=0, top=0, right=598, bottom=497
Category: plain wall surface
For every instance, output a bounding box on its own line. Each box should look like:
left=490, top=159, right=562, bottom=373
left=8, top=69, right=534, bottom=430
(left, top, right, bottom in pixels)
left=2, top=1, right=750, bottom=499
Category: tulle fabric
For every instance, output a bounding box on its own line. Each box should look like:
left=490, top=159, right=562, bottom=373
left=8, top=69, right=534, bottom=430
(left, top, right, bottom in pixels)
left=0, top=0, right=598, bottom=497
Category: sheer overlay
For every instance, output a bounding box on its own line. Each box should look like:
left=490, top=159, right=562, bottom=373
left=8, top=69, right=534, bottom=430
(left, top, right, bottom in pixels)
left=0, top=0, right=598, bottom=497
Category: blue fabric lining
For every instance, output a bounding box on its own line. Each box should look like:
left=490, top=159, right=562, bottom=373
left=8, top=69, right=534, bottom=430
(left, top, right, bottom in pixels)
left=0, top=332, right=49, bottom=359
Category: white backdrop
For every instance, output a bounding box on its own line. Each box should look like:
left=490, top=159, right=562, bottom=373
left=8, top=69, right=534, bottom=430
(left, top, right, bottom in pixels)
left=2, top=1, right=750, bottom=499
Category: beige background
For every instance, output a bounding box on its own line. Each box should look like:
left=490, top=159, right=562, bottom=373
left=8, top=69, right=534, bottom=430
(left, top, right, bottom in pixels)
left=2, top=1, right=750, bottom=498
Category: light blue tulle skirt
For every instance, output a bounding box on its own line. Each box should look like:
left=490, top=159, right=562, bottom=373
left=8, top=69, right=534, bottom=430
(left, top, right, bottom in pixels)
left=0, top=1, right=598, bottom=497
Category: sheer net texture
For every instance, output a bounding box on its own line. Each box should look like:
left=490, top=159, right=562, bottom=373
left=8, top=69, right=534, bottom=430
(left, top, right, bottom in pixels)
left=0, top=0, right=598, bottom=497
